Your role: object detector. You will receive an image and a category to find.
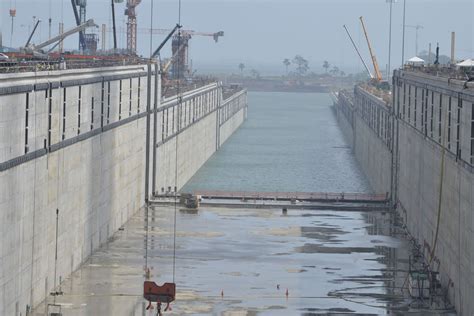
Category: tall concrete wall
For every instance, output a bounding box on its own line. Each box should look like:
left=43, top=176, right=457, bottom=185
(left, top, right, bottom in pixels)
left=0, top=65, right=247, bottom=315
left=393, top=70, right=473, bottom=315
left=335, top=70, right=474, bottom=315
left=335, top=88, right=392, bottom=195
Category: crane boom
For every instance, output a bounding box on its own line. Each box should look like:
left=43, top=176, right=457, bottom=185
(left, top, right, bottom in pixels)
left=359, top=16, right=383, bottom=82
left=140, top=28, right=224, bottom=42
left=33, top=19, right=97, bottom=51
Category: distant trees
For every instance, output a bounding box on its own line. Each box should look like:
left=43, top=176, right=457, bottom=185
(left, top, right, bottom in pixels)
left=250, top=69, right=260, bottom=79
left=323, top=61, right=330, bottom=73
left=329, top=66, right=340, bottom=76
left=283, top=58, right=291, bottom=75
left=238, top=63, right=245, bottom=77
left=293, top=55, right=309, bottom=76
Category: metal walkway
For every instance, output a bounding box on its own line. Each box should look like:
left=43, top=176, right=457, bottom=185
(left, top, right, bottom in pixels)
left=150, top=190, right=390, bottom=211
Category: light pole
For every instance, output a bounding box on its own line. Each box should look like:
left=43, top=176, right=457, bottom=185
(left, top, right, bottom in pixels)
left=401, top=0, right=406, bottom=65
left=405, top=24, right=423, bottom=56
left=386, top=0, right=397, bottom=81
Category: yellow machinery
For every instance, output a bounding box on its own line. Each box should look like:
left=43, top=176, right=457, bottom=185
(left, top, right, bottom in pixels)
left=359, top=16, right=383, bottom=82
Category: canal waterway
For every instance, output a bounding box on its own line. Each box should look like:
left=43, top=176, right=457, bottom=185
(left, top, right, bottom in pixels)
left=34, top=92, right=455, bottom=315
left=182, top=92, right=369, bottom=193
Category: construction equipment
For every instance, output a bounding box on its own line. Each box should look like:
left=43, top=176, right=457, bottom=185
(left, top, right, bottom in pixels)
left=25, top=19, right=41, bottom=49
left=343, top=24, right=374, bottom=79
left=144, top=28, right=224, bottom=78
left=150, top=24, right=181, bottom=59
left=125, top=0, right=142, bottom=54
left=141, top=28, right=224, bottom=43
left=23, top=19, right=97, bottom=55
left=359, top=16, right=383, bottom=82
left=71, top=0, right=98, bottom=52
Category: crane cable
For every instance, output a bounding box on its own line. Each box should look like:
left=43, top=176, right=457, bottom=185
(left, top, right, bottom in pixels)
left=143, top=0, right=182, bottom=288
left=429, top=97, right=449, bottom=265
left=172, top=0, right=183, bottom=284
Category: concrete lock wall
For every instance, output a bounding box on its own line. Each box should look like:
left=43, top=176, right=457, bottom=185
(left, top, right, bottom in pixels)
left=335, top=70, right=474, bottom=315
left=335, top=88, right=393, bottom=195
left=0, top=65, right=247, bottom=315
left=393, top=70, right=473, bottom=316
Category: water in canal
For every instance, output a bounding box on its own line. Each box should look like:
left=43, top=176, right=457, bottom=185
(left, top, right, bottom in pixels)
left=182, top=92, right=369, bottom=193
left=36, top=92, right=455, bottom=315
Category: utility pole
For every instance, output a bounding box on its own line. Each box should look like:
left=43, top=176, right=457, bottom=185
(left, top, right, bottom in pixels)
left=401, top=0, right=406, bottom=65
left=59, top=23, right=64, bottom=53
left=49, top=0, right=52, bottom=39
left=9, top=8, right=16, bottom=47
left=101, top=24, right=107, bottom=51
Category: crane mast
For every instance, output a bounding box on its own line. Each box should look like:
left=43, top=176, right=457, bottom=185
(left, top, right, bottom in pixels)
left=359, top=16, right=383, bottom=82
left=126, top=0, right=141, bottom=54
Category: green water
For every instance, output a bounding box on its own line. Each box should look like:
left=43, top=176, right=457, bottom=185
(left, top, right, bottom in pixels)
left=182, top=91, right=370, bottom=193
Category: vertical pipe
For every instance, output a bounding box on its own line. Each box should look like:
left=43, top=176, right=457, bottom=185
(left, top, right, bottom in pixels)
left=451, top=32, right=455, bottom=64
left=428, top=43, right=432, bottom=64
left=53, top=208, right=59, bottom=304
left=401, top=0, right=406, bottom=65
left=145, top=63, right=152, bottom=204
left=10, top=17, right=14, bottom=46
left=101, top=24, right=107, bottom=51
left=149, top=0, right=154, bottom=57
left=152, top=63, right=159, bottom=195
left=388, top=0, right=393, bottom=81
left=59, top=23, right=64, bottom=53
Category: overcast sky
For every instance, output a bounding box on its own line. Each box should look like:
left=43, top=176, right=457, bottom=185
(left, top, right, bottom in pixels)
left=1, top=0, right=472, bottom=74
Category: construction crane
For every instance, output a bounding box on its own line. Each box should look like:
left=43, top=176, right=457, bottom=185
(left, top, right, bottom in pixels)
left=71, top=0, right=98, bottom=52
left=141, top=28, right=224, bottom=78
left=359, top=16, right=383, bottom=82
left=405, top=24, right=423, bottom=56
left=140, top=28, right=224, bottom=43
left=125, top=0, right=142, bottom=54
left=22, top=19, right=97, bottom=57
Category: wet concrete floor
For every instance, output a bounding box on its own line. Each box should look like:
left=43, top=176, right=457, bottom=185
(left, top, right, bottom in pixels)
left=34, top=206, right=456, bottom=315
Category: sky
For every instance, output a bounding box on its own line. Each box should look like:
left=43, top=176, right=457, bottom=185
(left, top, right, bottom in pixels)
left=1, top=0, right=473, bottom=75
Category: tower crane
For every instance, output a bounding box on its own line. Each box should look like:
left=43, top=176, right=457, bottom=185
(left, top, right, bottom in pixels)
left=125, top=0, right=142, bottom=54
left=71, top=0, right=98, bottom=52
left=140, top=28, right=224, bottom=43
left=139, top=28, right=224, bottom=78
left=359, top=16, right=383, bottom=82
